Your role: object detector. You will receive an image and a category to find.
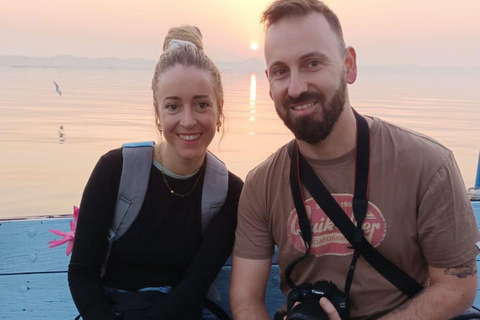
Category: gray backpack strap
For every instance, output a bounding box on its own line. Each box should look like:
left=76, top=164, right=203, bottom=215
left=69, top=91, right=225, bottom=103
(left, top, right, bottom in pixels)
left=101, top=141, right=154, bottom=277
left=201, top=151, right=229, bottom=234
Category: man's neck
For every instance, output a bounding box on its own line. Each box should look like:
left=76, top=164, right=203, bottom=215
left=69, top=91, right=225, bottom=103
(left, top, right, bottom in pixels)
left=297, top=107, right=369, bottom=161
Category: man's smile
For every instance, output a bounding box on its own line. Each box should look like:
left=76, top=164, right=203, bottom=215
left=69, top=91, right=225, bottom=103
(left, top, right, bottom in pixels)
left=291, top=101, right=317, bottom=111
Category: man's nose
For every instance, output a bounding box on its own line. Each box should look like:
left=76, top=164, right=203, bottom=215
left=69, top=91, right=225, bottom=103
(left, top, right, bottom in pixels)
left=287, top=71, right=308, bottom=99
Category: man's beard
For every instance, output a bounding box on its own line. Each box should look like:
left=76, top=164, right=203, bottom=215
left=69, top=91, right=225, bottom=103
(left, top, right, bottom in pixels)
left=276, top=78, right=346, bottom=144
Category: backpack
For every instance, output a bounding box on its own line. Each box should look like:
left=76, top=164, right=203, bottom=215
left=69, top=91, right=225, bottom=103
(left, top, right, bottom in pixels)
left=101, top=141, right=229, bottom=277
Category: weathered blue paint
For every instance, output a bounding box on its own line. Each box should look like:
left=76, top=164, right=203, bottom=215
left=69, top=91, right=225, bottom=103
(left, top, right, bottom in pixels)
left=0, top=216, right=283, bottom=319
left=476, top=152, right=480, bottom=189
left=473, top=201, right=480, bottom=308
left=1, top=204, right=479, bottom=319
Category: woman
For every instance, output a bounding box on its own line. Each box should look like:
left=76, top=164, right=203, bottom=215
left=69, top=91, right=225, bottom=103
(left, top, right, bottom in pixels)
left=68, top=25, right=243, bottom=320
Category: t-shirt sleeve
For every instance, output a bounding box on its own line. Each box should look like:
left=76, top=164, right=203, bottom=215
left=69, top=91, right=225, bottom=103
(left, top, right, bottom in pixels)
left=233, top=169, right=276, bottom=259
left=417, top=151, right=480, bottom=268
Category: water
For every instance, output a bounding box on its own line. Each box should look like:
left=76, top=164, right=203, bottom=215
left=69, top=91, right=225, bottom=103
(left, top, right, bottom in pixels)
left=0, top=64, right=479, bottom=219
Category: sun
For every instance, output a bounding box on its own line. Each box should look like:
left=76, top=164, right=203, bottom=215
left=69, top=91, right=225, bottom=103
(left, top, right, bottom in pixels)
left=250, top=42, right=259, bottom=51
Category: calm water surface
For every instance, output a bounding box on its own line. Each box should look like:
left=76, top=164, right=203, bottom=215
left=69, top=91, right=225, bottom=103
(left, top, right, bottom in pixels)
left=1, top=65, right=479, bottom=218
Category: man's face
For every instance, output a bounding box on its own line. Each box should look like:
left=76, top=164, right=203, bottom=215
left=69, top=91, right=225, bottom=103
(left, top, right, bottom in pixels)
left=264, top=13, right=353, bottom=144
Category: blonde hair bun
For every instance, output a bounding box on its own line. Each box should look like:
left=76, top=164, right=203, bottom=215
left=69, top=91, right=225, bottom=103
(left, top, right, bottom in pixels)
left=163, top=25, right=203, bottom=51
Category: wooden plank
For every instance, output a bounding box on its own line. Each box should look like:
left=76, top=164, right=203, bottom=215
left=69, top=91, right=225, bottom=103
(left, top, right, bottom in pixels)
left=0, top=264, right=283, bottom=319
left=0, top=203, right=479, bottom=318
left=0, top=272, right=77, bottom=319
left=0, top=218, right=72, bottom=274
left=0, top=217, right=274, bottom=272
left=472, top=202, right=480, bottom=308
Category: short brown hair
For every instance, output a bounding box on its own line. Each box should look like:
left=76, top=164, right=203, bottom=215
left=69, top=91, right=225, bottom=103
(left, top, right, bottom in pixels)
left=261, top=0, right=345, bottom=48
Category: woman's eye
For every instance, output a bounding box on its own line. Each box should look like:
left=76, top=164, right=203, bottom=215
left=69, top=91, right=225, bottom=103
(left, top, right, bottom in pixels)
left=165, top=104, right=178, bottom=111
left=197, top=102, right=209, bottom=110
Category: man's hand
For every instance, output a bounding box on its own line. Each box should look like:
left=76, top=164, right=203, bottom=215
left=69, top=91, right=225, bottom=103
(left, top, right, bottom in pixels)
left=319, top=297, right=342, bottom=320
left=282, top=298, right=341, bottom=320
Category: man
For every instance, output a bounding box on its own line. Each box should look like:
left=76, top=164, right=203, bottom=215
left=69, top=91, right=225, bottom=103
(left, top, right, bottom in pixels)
left=230, top=0, right=480, bottom=319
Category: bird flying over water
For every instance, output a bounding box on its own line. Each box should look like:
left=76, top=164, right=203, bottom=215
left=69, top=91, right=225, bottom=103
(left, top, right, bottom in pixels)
left=53, top=81, right=62, bottom=96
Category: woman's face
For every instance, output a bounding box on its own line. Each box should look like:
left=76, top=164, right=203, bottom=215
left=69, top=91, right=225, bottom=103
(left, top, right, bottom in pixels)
left=155, top=64, right=221, bottom=165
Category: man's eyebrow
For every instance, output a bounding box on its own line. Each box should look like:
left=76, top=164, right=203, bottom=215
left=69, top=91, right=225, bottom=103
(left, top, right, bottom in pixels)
left=267, top=61, right=283, bottom=72
left=268, top=51, right=330, bottom=71
left=299, top=51, right=329, bottom=61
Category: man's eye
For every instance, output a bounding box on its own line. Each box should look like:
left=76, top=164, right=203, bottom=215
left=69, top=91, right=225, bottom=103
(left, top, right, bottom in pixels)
left=308, top=60, right=321, bottom=68
left=273, top=68, right=287, bottom=76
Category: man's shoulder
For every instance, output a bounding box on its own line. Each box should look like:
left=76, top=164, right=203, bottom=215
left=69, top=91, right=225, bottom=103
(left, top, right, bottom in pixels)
left=371, top=116, right=452, bottom=157
left=245, top=141, right=292, bottom=182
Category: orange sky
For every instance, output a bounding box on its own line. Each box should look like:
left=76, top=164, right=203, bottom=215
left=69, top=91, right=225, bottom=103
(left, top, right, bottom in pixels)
left=1, top=0, right=479, bottom=67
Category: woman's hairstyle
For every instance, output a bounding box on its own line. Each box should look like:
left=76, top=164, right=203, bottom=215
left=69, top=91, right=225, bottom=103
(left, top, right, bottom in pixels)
left=261, top=0, right=345, bottom=50
left=152, top=25, right=224, bottom=131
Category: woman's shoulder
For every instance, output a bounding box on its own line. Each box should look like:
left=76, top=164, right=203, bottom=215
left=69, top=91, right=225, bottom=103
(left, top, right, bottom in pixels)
left=100, top=147, right=123, bottom=163
left=227, top=171, right=244, bottom=189
left=227, top=170, right=243, bottom=184
left=224, top=171, right=243, bottom=202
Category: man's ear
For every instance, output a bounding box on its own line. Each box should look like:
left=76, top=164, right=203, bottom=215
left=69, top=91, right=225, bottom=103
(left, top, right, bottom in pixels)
left=344, top=46, right=357, bottom=84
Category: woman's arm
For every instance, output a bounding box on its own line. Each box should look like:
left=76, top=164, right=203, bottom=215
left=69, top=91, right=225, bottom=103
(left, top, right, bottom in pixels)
left=145, top=172, right=244, bottom=319
left=68, top=150, right=122, bottom=320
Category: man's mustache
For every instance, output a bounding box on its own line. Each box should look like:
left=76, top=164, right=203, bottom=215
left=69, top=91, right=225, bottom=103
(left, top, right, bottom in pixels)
left=284, top=91, right=326, bottom=108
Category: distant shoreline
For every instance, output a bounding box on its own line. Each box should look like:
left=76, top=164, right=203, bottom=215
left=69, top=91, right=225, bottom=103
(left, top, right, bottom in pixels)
left=1, top=55, right=480, bottom=75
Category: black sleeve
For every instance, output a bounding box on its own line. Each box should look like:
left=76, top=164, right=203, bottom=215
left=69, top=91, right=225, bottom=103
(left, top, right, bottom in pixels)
left=145, top=172, right=244, bottom=319
left=68, top=150, right=122, bottom=320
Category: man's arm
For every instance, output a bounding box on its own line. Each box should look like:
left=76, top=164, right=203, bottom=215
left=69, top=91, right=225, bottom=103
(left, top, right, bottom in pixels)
left=320, top=259, right=478, bottom=320
left=230, top=256, right=273, bottom=320
left=382, top=260, right=478, bottom=319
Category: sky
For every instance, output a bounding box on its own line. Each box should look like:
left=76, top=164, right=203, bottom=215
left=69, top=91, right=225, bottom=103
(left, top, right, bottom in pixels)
left=1, top=0, right=479, bottom=67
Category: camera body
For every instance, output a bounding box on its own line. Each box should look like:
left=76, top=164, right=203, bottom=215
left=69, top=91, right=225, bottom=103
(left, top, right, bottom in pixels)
left=286, top=280, right=350, bottom=320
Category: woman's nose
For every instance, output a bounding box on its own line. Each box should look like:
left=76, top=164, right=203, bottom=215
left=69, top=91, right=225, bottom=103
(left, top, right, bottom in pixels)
left=180, top=109, right=197, bottom=128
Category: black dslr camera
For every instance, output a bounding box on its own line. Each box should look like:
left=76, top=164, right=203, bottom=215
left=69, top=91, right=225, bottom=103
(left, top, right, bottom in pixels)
left=286, top=280, right=350, bottom=320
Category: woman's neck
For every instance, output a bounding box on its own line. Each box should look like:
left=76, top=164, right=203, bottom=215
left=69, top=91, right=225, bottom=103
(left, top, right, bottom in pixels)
left=154, top=143, right=205, bottom=176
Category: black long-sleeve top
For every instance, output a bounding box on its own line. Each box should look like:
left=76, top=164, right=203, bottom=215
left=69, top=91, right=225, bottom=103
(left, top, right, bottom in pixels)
left=68, top=148, right=243, bottom=319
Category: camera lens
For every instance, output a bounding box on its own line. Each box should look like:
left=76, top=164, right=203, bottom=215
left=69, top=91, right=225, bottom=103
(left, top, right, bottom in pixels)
left=286, top=301, right=329, bottom=320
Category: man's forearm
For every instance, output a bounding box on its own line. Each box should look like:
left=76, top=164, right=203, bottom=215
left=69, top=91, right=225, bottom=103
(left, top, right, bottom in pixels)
left=231, top=298, right=271, bottom=320
left=378, top=286, right=464, bottom=319
left=379, top=260, right=477, bottom=320
left=230, top=256, right=274, bottom=320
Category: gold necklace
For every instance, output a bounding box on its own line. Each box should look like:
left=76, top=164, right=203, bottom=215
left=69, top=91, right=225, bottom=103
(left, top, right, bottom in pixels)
left=158, top=152, right=205, bottom=198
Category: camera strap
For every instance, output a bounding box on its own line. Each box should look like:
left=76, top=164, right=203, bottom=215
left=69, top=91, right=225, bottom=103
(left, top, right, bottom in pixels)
left=289, top=109, right=423, bottom=298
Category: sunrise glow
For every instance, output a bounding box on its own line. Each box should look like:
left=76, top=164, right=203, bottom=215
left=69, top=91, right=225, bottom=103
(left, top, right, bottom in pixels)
left=0, top=0, right=478, bottom=66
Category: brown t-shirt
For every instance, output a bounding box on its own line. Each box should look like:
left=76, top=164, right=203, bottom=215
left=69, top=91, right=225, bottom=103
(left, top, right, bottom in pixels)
left=233, top=116, right=480, bottom=319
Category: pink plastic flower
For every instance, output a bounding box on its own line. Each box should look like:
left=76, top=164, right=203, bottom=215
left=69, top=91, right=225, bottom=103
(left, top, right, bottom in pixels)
left=48, top=205, right=79, bottom=256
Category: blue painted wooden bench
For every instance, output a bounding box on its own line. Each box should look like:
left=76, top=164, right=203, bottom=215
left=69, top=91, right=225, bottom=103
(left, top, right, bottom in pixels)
left=0, top=215, right=283, bottom=319
left=1, top=202, right=479, bottom=319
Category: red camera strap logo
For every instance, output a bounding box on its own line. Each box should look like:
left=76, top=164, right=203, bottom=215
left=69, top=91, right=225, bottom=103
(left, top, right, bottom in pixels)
left=287, top=194, right=385, bottom=256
